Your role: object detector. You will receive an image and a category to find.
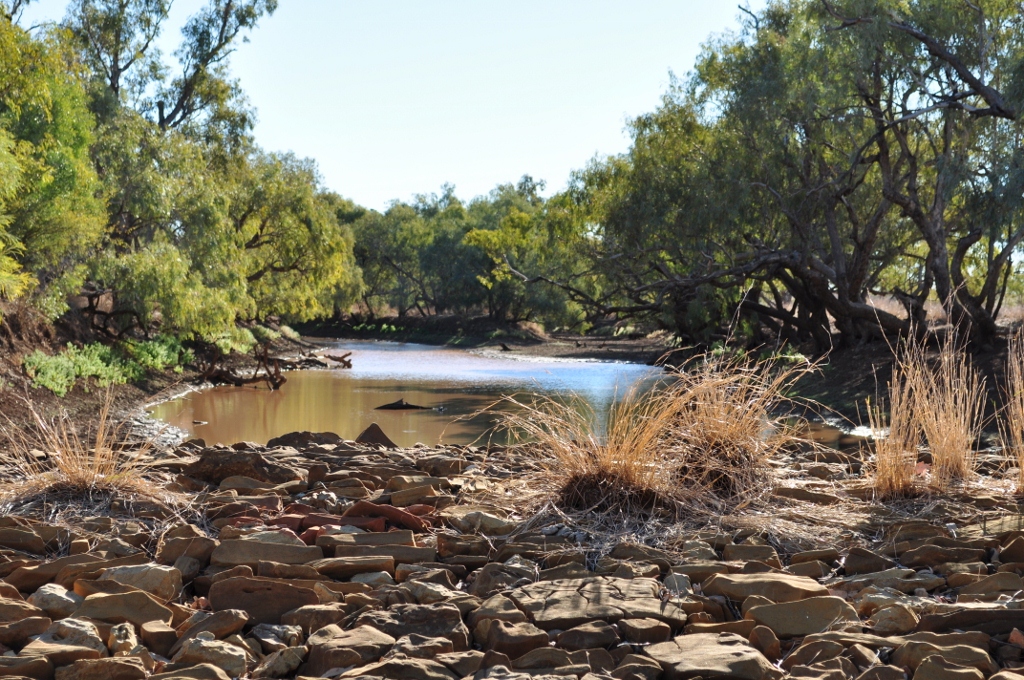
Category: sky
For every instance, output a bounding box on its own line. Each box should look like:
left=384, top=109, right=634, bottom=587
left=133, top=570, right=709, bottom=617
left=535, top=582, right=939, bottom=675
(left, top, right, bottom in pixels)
left=20, top=0, right=764, bottom=211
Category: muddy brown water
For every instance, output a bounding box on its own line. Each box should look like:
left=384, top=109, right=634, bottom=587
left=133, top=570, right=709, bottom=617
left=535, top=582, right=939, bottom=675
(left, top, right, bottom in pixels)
left=149, top=341, right=668, bottom=447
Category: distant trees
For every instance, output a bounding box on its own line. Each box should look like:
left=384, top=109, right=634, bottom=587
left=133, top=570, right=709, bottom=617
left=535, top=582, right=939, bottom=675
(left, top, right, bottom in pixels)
left=4, top=0, right=1024, bottom=351
left=521, top=0, right=1024, bottom=348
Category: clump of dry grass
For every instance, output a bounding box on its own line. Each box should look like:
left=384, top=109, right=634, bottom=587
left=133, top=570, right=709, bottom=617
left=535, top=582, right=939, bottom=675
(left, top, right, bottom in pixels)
left=493, top=353, right=812, bottom=518
left=0, top=392, right=179, bottom=513
left=1000, top=330, right=1024, bottom=494
left=903, top=336, right=985, bottom=491
left=867, top=369, right=919, bottom=500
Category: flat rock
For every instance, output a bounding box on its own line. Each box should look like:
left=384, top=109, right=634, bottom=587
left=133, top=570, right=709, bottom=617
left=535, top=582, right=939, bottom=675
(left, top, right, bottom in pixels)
left=508, top=577, right=695, bottom=631
left=645, top=632, right=785, bottom=680
left=54, top=657, right=148, bottom=680
left=183, top=449, right=303, bottom=485
left=301, top=624, right=396, bottom=677
left=210, top=539, right=323, bottom=568
left=702, top=573, right=829, bottom=603
left=354, top=603, right=470, bottom=651
left=747, top=596, right=859, bottom=638
left=208, top=576, right=319, bottom=625
left=75, top=591, right=173, bottom=628
left=99, top=563, right=182, bottom=600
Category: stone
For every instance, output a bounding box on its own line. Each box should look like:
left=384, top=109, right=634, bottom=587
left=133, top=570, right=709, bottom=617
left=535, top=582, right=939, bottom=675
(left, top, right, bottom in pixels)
left=107, top=622, right=138, bottom=655
left=341, top=655, right=458, bottom=680
left=27, top=583, right=82, bottom=619
left=352, top=570, right=396, bottom=587
left=845, top=548, right=895, bottom=575
left=890, top=643, right=997, bottom=674
left=156, top=536, right=219, bottom=566
left=913, top=656, right=984, bottom=680
left=149, top=663, right=230, bottom=680
left=354, top=603, right=470, bottom=651
left=619, top=618, right=672, bottom=644
left=869, top=604, right=920, bottom=635
left=749, top=625, right=781, bottom=661
left=171, top=632, right=248, bottom=678
left=857, top=665, right=907, bottom=680
left=75, top=591, right=173, bottom=628
left=355, top=422, right=398, bottom=448
left=301, top=624, right=396, bottom=677
left=99, top=563, right=182, bottom=600
left=0, top=654, right=53, bottom=680
left=140, top=621, right=178, bottom=658
left=209, top=539, right=323, bottom=569
left=21, top=618, right=108, bottom=666
left=782, top=640, right=845, bottom=671
left=645, top=632, right=785, bottom=680
left=207, top=576, right=318, bottom=625
left=613, top=654, right=664, bottom=680
left=899, top=546, right=985, bottom=569
left=251, top=623, right=303, bottom=653
left=0, top=596, right=44, bottom=622
left=183, top=449, right=303, bottom=485
left=309, top=556, right=395, bottom=578
left=0, top=616, right=52, bottom=648
left=960, top=572, right=1023, bottom=595
left=724, top=544, right=782, bottom=568
left=167, top=609, right=249, bottom=657
left=482, top=620, right=548, bottom=658
left=746, top=596, right=859, bottom=638
left=703, top=573, right=829, bottom=603
left=388, top=634, right=455, bottom=659
left=508, top=577, right=694, bottom=631
left=251, top=646, right=306, bottom=678
left=0, top=527, right=46, bottom=554
left=54, top=657, right=147, bottom=680
left=555, top=621, right=621, bottom=650
left=5, top=554, right=103, bottom=593
left=280, top=603, right=349, bottom=634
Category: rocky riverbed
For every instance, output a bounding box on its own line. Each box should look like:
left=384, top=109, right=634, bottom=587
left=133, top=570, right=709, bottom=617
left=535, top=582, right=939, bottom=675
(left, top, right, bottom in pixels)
left=0, top=430, right=1022, bottom=680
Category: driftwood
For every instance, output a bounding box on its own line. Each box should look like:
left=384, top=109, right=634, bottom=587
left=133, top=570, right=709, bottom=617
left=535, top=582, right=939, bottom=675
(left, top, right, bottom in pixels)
left=322, top=351, right=353, bottom=368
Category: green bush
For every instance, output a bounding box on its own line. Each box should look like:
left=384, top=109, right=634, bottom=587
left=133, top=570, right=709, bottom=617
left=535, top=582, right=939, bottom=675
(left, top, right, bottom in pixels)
left=23, top=336, right=193, bottom=396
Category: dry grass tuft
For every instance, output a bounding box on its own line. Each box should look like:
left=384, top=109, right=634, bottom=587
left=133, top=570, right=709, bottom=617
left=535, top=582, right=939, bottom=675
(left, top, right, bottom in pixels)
left=0, top=392, right=181, bottom=514
left=493, top=353, right=812, bottom=519
left=868, top=368, right=919, bottom=500
left=1000, top=330, right=1024, bottom=495
left=903, top=336, right=985, bottom=491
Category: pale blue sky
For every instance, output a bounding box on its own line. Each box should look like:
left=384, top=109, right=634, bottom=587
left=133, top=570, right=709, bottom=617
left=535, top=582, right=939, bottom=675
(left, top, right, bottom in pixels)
left=21, top=1, right=763, bottom=210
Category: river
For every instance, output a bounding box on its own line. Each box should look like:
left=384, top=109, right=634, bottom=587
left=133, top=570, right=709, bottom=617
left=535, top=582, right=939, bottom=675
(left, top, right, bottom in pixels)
left=148, top=341, right=664, bottom=447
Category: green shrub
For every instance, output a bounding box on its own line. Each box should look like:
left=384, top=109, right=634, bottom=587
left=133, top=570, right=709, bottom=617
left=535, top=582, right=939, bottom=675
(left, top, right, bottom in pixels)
left=23, top=336, right=194, bottom=396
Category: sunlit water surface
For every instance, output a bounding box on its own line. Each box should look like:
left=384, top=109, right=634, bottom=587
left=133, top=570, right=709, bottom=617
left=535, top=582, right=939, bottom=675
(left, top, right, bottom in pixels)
left=149, top=341, right=664, bottom=447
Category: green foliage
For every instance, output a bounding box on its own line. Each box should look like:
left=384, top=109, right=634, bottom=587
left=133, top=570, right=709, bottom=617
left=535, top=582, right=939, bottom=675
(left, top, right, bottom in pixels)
left=23, top=335, right=192, bottom=396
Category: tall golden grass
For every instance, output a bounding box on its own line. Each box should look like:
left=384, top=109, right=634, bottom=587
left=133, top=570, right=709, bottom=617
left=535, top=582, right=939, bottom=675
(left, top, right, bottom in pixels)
left=904, top=336, right=985, bottom=490
left=0, top=392, right=169, bottom=508
left=867, top=370, right=919, bottom=500
left=494, top=353, right=810, bottom=516
left=1000, top=330, right=1024, bottom=494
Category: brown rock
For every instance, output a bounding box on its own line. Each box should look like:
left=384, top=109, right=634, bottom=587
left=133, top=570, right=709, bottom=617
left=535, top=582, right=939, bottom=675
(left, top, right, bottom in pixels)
left=54, top=657, right=147, bottom=680
left=209, top=539, right=323, bottom=569
left=354, top=603, right=470, bottom=651
left=749, top=625, right=781, bottom=661
left=167, top=609, right=248, bottom=657
left=208, top=576, right=318, bottom=625
left=75, top=591, right=173, bottom=628
left=483, top=620, right=549, bottom=658
left=309, top=556, right=395, bottom=578
left=912, top=656, right=984, bottom=680
left=182, top=449, right=303, bottom=485
left=619, top=618, right=672, bottom=644
left=355, top=423, right=397, bottom=448
left=645, top=632, right=785, bottom=680
left=150, top=663, right=231, bottom=680
left=156, top=536, right=218, bottom=566
left=845, top=548, right=895, bottom=575
left=0, top=655, right=53, bottom=680
left=747, top=596, right=859, bottom=638
left=702, top=573, right=829, bottom=603
left=301, top=624, right=396, bottom=677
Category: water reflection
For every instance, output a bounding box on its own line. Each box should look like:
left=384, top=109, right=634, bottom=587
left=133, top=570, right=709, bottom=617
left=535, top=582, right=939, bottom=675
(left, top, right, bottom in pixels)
left=149, top=341, right=663, bottom=447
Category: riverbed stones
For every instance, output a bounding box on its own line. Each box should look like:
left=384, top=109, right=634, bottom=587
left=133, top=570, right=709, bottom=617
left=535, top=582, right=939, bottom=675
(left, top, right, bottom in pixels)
left=703, top=573, right=830, bottom=603
left=170, top=632, right=247, bottom=678
left=301, top=624, right=396, bottom=677
left=508, top=576, right=693, bottom=630
left=209, top=537, right=323, bottom=568
left=207, top=576, right=318, bottom=624
left=182, top=449, right=303, bottom=485
left=355, top=603, right=470, bottom=650
left=645, top=632, right=786, bottom=680
left=74, top=591, right=173, bottom=628
left=746, top=596, right=860, bottom=638
left=98, top=563, right=182, bottom=600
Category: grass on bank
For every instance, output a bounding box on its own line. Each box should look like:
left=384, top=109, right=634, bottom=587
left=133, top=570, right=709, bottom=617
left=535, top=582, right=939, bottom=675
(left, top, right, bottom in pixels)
left=867, top=371, right=918, bottom=500
left=494, top=353, right=812, bottom=518
left=0, top=393, right=177, bottom=514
